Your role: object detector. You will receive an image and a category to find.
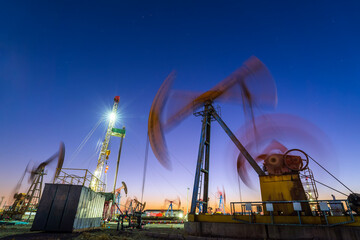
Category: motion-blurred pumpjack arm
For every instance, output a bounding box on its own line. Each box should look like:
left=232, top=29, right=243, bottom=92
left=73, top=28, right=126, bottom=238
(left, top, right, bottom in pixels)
left=210, top=106, right=265, bottom=176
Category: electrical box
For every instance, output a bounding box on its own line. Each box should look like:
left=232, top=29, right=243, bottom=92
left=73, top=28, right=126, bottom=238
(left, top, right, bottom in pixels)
left=31, top=184, right=105, bottom=232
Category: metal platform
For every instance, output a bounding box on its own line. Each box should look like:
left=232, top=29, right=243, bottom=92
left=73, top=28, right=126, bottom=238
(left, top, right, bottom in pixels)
left=186, top=199, right=360, bottom=240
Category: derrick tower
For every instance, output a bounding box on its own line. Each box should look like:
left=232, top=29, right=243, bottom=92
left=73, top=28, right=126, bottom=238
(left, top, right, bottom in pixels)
left=91, top=96, right=120, bottom=191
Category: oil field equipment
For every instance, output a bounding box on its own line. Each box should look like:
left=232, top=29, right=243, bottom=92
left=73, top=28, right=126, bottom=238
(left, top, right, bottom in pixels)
left=31, top=184, right=105, bottom=232
left=123, top=197, right=146, bottom=215
left=215, top=187, right=226, bottom=214
left=0, top=196, right=4, bottom=211
left=90, top=96, right=120, bottom=192
left=114, top=181, right=128, bottom=215
left=165, top=197, right=181, bottom=217
left=2, top=142, right=65, bottom=220
left=55, top=97, right=125, bottom=195
left=148, top=56, right=360, bottom=239
left=148, top=56, right=277, bottom=213
left=30, top=142, right=107, bottom=232
left=34, top=167, right=107, bottom=232
left=141, top=209, right=184, bottom=224
left=32, top=96, right=128, bottom=232
left=117, top=197, right=146, bottom=230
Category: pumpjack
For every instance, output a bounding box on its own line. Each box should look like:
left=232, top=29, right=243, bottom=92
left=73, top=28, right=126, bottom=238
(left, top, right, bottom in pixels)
left=2, top=142, right=64, bottom=220
left=148, top=56, right=360, bottom=219
left=149, top=55, right=359, bottom=238
left=165, top=197, right=181, bottom=217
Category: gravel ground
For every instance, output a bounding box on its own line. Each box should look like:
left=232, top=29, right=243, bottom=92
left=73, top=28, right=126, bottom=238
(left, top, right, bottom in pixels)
left=0, top=222, right=185, bottom=240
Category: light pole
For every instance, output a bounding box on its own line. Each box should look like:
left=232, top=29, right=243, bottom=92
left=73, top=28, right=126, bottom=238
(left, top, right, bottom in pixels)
left=113, top=126, right=126, bottom=193
left=186, top=187, right=190, bottom=218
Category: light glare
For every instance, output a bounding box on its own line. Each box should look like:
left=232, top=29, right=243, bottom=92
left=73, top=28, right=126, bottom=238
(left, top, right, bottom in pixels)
left=109, top=112, right=116, bottom=121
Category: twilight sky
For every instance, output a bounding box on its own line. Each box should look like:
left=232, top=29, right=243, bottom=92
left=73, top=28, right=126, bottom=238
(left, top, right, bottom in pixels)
left=1, top=0, right=360, bottom=211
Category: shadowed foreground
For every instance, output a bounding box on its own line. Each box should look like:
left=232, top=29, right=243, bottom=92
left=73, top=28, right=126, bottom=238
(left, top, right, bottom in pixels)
left=0, top=222, right=185, bottom=240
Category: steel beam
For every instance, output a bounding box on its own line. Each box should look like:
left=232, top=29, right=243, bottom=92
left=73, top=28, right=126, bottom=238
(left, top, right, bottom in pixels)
left=113, top=127, right=125, bottom=194
left=211, top=108, right=265, bottom=176
left=202, top=110, right=211, bottom=213
left=190, top=107, right=208, bottom=214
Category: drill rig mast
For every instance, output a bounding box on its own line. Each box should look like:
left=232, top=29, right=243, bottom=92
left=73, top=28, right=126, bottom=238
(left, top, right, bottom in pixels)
left=91, top=96, right=120, bottom=192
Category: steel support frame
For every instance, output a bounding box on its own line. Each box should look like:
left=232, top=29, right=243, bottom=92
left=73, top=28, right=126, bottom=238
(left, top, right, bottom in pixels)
left=190, top=103, right=212, bottom=214
left=14, top=168, right=45, bottom=219
left=91, top=97, right=119, bottom=192
left=190, top=103, right=265, bottom=214
left=166, top=203, right=174, bottom=217
left=219, top=195, right=225, bottom=214
left=113, top=127, right=125, bottom=194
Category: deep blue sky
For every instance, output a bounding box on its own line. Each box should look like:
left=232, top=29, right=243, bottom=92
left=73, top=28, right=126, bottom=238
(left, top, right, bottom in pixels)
left=1, top=1, right=360, bottom=209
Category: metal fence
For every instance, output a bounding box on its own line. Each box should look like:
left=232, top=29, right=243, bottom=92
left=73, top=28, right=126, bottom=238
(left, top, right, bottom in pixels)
left=53, top=168, right=106, bottom=192
left=230, top=199, right=355, bottom=226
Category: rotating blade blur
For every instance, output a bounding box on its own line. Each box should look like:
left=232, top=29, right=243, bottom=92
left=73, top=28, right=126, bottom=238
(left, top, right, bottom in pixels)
left=148, top=56, right=277, bottom=170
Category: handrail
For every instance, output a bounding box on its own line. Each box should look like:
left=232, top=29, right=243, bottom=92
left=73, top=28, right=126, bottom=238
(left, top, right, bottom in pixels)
left=230, top=199, right=355, bottom=226
left=53, top=168, right=106, bottom=192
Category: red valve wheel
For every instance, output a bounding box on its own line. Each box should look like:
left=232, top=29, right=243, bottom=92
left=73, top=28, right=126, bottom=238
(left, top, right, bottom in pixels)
left=283, top=149, right=309, bottom=172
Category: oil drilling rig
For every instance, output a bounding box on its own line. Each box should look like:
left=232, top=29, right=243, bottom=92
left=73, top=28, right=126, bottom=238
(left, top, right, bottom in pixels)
left=148, top=56, right=360, bottom=239
left=52, top=96, right=124, bottom=194
left=31, top=96, right=129, bottom=232
left=90, top=96, right=120, bottom=192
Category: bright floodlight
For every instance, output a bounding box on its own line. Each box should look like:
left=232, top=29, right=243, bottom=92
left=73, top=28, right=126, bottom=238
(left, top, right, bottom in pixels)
left=109, top=112, right=116, bottom=121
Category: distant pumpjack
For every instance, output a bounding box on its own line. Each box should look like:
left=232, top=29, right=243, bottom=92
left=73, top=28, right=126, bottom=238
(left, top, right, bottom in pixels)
left=165, top=197, right=181, bottom=217
left=216, top=187, right=226, bottom=214
left=114, top=181, right=128, bottom=214
left=3, top=142, right=65, bottom=220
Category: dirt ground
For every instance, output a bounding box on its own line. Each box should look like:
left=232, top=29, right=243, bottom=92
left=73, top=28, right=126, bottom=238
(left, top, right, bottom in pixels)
left=0, top=222, right=185, bottom=240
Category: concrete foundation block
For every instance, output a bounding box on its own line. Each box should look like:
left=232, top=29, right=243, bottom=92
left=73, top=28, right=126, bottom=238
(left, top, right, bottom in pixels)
left=186, top=221, right=360, bottom=240
left=185, top=222, right=267, bottom=239
left=267, top=224, right=360, bottom=240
